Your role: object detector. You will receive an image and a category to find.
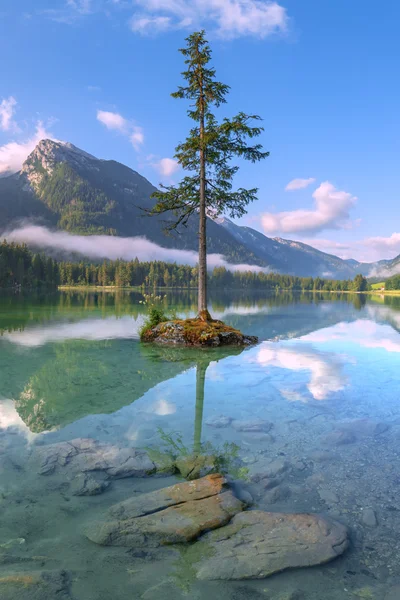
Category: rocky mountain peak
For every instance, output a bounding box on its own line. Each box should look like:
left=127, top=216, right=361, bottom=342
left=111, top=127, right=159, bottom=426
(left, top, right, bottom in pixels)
left=21, top=139, right=99, bottom=189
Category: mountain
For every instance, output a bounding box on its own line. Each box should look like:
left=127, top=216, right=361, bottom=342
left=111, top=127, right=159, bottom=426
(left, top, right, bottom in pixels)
left=369, top=254, right=400, bottom=279
left=0, top=139, right=380, bottom=278
left=215, top=217, right=374, bottom=279
left=0, top=140, right=262, bottom=265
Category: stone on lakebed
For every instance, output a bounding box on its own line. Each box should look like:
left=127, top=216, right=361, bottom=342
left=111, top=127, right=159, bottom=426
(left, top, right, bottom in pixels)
left=0, top=570, right=73, bottom=600
left=85, top=473, right=244, bottom=547
left=191, top=510, right=349, bottom=580
left=32, top=438, right=173, bottom=479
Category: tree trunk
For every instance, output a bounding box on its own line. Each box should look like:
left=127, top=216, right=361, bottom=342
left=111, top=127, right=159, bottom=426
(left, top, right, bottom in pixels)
left=193, top=361, right=207, bottom=454
left=198, top=71, right=208, bottom=319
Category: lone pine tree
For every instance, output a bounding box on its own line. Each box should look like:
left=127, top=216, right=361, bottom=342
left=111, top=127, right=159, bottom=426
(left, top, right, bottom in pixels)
left=150, top=31, right=269, bottom=319
left=151, top=31, right=269, bottom=319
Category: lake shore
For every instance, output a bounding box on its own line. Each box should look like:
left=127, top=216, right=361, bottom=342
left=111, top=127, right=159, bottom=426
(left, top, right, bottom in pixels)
left=57, top=285, right=400, bottom=296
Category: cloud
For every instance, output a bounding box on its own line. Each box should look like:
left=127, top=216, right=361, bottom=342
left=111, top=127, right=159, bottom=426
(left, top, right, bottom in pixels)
left=130, top=127, right=144, bottom=151
left=157, top=158, right=179, bottom=177
left=67, top=0, right=92, bottom=14
left=143, top=154, right=179, bottom=178
left=303, top=320, right=400, bottom=354
left=97, top=110, right=128, bottom=132
left=130, top=15, right=174, bottom=34
left=253, top=341, right=346, bottom=401
left=0, top=96, right=17, bottom=132
left=130, top=0, right=288, bottom=38
left=0, top=398, right=38, bottom=441
left=261, top=181, right=357, bottom=235
left=3, top=316, right=141, bottom=347
left=97, top=109, right=144, bottom=150
left=285, top=177, right=315, bottom=191
left=150, top=157, right=179, bottom=177
left=0, top=121, right=56, bottom=176
left=42, top=0, right=95, bottom=24
left=3, top=225, right=267, bottom=273
left=364, top=232, right=400, bottom=255
left=295, top=233, right=400, bottom=265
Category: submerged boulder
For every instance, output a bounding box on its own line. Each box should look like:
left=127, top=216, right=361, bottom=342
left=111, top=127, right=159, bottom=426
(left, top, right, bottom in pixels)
left=85, top=473, right=244, bottom=547
left=175, top=454, right=217, bottom=480
left=33, top=438, right=173, bottom=480
left=232, top=419, right=273, bottom=433
left=0, top=570, right=72, bottom=600
left=191, top=510, right=349, bottom=580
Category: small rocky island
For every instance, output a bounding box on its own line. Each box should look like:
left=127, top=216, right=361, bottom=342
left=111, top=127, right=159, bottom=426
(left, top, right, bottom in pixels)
left=141, top=312, right=258, bottom=347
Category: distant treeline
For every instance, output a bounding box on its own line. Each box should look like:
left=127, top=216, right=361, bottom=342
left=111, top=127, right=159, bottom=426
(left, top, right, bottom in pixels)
left=0, top=241, right=59, bottom=288
left=385, top=275, right=400, bottom=290
left=0, top=240, right=369, bottom=292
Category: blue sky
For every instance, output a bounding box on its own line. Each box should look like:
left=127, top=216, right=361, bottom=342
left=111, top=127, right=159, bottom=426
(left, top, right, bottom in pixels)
left=1, top=0, right=399, bottom=262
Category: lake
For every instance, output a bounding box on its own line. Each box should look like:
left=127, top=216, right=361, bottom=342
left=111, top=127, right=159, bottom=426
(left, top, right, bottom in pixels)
left=1, top=290, right=400, bottom=599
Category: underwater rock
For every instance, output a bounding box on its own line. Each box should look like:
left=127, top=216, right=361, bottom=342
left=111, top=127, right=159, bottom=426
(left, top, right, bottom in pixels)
left=175, top=454, right=217, bottom=480
left=232, top=419, right=273, bottom=433
left=385, top=585, right=400, bottom=600
left=0, top=538, right=25, bottom=550
left=262, top=458, right=290, bottom=478
left=191, top=510, right=349, bottom=580
left=205, top=415, right=233, bottom=428
left=321, top=430, right=356, bottom=446
left=321, top=420, right=389, bottom=448
left=33, top=438, right=174, bottom=479
left=250, top=457, right=289, bottom=483
left=85, top=473, right=244, bottom=547
left=263, top=484, right=291, bottom=504
left=141, top=578, right=200, bottom=600
left=70, top=472, right=110, bottom=496
left=308, top=450, right=337, bottom=462
left=318, top=488, right=340, bottom=504
left=362, top=508, right=378, bottom=528
left=338, top=419, right=389, bottom=438
left=0, top=569, right=72, bottom=600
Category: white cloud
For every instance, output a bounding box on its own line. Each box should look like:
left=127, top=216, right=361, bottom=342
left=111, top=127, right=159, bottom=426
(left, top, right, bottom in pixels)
left=364, top=232, right=400, bottom=255
left=0, top=96, right=17, bottom=132
left=155, top=157, right=179, bottom=177
left=143, top=154, right=179, bottom=178
left=130, top=126, right=144, bottom=151
left=285, top=177, right=315, bottom=191
left=67, top=0, right=92, bottom=14
left=3, top=225, right=267, bottom=273
left=97, top=109, right=144, bottom=150
left=130, top=0, right=288, bottom=38
left=130, top=15, right=174, bottom=34
left=97, top=110, right=128, bottom=133
left=261, top=181, right=357, bottom=235
left=295, top=233, right=400, bottom=265
left=0, top=122, right=55, bottom=176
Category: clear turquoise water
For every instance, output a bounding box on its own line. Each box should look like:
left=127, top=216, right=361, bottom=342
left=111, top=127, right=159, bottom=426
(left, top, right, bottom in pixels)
left=1, top=291, right=400, bottom=599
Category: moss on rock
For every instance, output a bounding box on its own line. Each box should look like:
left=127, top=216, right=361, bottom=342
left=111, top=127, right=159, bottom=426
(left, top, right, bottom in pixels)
left=140, top=317, right=258, bottom=347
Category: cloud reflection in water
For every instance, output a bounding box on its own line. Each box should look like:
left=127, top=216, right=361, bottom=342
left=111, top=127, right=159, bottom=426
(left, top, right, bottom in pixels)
left=252, top=342, right=347, bottom=401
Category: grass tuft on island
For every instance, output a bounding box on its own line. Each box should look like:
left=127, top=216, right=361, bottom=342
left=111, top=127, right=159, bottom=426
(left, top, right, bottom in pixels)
left=140, top=316, right=258, bottom=347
